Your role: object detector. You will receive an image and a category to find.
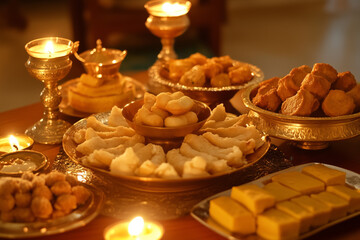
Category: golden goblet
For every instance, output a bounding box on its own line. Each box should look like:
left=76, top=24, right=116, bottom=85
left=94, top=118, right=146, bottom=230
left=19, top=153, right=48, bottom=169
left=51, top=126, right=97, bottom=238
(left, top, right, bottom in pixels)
left=145, top=0, right=191, bottom=61
left=25, top=37, right=78, bottom=144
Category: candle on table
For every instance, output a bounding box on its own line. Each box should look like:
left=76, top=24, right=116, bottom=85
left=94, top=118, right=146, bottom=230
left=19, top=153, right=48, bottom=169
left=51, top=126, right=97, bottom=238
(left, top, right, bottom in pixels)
left=146, top=0, right=191, bottom=17
left=104, top=216, right=164, bottom=240
left=26, top=38, right=73, bottom=59
left=0, top=134, right=33, bottom=154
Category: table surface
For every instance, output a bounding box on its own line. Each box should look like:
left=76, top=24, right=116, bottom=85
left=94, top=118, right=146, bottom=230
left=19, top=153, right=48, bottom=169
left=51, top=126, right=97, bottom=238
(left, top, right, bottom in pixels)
left=0, top=71, right=360, bottom=240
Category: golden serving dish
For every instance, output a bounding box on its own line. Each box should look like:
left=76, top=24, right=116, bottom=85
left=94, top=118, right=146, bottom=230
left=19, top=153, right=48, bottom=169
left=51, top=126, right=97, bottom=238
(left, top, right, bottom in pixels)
left=243, top=84, right=360, bottom=150
left=147, top=61, right=264, bottom=106
left=62, top=112, right=270, bottom=192
left=0, top=150, right=48, bottom=176
left=122, top=99, right=211, bottom=150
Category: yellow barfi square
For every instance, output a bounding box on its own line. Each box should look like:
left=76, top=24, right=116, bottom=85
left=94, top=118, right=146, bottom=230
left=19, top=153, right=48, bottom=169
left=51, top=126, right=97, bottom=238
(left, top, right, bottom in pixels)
left=264, top=182, right=301, bottom=202
left=209, top=196, right=256, bottom=235
left=276, top=201, right=313, bottom=233
left=257, top=208, right=300, bottom=240
left=291, top=195, right=331, bottom=227
left=302, top=164, right=346, bottom=185
left=311, top=191, right=349, bottom=220
left=327, top=185, right=360, bottom=212
left=231, top=184, right=275, bottom=215
left=271, top=171, right=325, bottom=195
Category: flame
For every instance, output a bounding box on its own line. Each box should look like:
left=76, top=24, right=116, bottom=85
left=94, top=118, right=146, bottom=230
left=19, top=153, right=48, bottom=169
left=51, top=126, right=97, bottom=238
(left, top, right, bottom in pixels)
left=162, top=2, right=187, bottom=14
left=8, top=135, right=20, bottom=151
left=44, top=41, right=55, bottom=53
left=128, top=216, right=144, bottom=236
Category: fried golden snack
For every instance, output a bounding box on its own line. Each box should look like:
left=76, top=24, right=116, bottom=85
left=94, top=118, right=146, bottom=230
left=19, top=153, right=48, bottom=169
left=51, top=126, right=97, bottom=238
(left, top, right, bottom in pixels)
left=45, top=171, right=66, bottom=186
left=179, top=65, right=206, bottom=87
left=346, top=84, right=360, bottom=111
left=202, top=60, right=224, bottom=79
left=289, top=65, right=312, bottom=86
left=229, top=64, right=253, bottom=85
left=71, top=186, right=91, bottom=205
left=322, top=90, right=355, bottom=117
left=210, top=73, right=231, bottom=87
left=54, top=194, right=77, bottom=214
left=31, top=196, right=53, bottom=219
left=168, top=58, right=194, bottom=81
left=311, top=63, right=338, bottom=83
left=51, top=181, right=72, bottom=196
left=281, top=89, right=320, bottom=116
left=253, top=77, right=282, bottom=112
left=212, top=55, right=234, bottom=71
left=333, top=71, right=357, bottom=91
left=32, top=185, right=53, bottom=201
left=0, top=194, right=15, bottom=212
left=15, top=192, right=32, bottom=208
left=277, top=75, right=299, bottom=101
left=188, top=52, right=208, bottom=65
left=300, top=73, right=331, bottom=100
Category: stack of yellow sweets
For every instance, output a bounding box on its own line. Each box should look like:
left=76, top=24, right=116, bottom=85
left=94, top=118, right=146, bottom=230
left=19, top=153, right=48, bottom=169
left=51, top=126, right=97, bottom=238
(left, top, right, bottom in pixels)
left=209, top=164, right=360, bottom=240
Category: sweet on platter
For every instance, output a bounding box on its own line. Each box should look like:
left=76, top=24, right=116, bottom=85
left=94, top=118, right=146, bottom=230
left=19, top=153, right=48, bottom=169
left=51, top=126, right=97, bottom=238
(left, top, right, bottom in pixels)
left=251, top=63, right=359, bottom=117
left=68, top=91, right=267, bottom=179
left=0, top=171, right=91, bottom=223
left=67, top=73, right=138, bottom=113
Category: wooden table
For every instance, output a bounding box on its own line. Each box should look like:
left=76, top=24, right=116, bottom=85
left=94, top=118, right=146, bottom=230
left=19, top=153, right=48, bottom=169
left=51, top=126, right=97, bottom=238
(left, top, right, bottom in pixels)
left=1, top=71, right=360, bottom=240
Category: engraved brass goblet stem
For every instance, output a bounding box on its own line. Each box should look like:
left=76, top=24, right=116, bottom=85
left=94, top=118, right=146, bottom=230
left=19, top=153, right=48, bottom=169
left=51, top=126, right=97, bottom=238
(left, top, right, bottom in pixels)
left=24, top=37, right=77, bottom=144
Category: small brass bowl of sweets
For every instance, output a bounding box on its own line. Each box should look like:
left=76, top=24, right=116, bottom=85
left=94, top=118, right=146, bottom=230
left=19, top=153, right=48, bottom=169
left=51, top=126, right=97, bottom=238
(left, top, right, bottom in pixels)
left=242, top=63, right=360, bottom=150
left=147, top=53, right=264, bottom=106
left=122, top=92, right=211, bottom=149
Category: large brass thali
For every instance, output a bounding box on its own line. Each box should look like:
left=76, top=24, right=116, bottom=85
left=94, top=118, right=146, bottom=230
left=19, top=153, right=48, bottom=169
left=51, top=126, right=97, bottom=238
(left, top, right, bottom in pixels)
left=243, top=84, right=360, bottom=150
left=62, top=112, right=270, bottom=192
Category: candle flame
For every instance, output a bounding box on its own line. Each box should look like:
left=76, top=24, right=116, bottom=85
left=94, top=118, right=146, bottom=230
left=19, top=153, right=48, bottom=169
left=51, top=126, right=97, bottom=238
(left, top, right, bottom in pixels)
left=128, top=216, right=144, bottom=236
left=9, top=135, right=20, bottom=151
left=44, top=41, right=55, bottom=54
left=162, top=2, right=188, bottom=15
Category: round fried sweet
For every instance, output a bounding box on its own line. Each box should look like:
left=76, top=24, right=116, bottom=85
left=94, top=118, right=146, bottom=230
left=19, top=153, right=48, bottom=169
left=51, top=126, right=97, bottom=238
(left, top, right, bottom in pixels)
left=210, top=73, right=231, bottom=87
left=31, top=196, right=53, bottom=219
left=45, top=171, right=66, bottom=186
left=0, top=178, right=19, bottom=195
left=281, top=89, right=319, bottom=116
left=15, top=192, right=32, bottom=208
left=322, top=90, right=355, bottom=117
left=179, top=65, right=206, bottom=87
left=300, top=73, right=331, bottom=100
left=51, top=180, right=72, bottom=196
left=333, top=71, right=357, bottom=91
left=72, top=185, right=91, bottom=205
left=276, top=75, right=298, bottom=101
left=54, top=194, right=77, bottom=214
left=347, top=84, right=360, bottom=110
left=311, top=63, right=338, bottom=83
left=289, top=65, right=311, bottom=86
left=228, top=64, right=253, bottom=85
left=32, top=185, right=53, bottom=201
left=0, top=194, right=15, bottom=212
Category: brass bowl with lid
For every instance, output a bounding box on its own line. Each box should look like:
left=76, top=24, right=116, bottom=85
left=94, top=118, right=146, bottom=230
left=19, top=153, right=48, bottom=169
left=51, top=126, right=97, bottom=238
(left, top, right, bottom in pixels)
left=74, top=39, right=127, bottom=79
left=242, top=83, right=360, bottom=150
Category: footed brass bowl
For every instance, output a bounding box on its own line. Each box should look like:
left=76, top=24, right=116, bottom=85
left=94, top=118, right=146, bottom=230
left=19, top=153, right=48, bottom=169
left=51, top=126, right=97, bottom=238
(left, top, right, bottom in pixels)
left=147, top=61, right=264, bottom=106
left=122, top=99, right=211, bottom=149
left=243, top=84, right=360, bottom=150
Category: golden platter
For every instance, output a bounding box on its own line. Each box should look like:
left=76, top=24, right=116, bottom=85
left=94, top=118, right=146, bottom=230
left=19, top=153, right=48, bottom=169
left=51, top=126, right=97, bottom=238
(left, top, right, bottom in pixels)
left=147, top=60, right=264, bottom=106
left=0, top=183, right=103, bottom=239
left=243, top=84, right=360, bottom=150
left=62, top=112, right=270, bottom=192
